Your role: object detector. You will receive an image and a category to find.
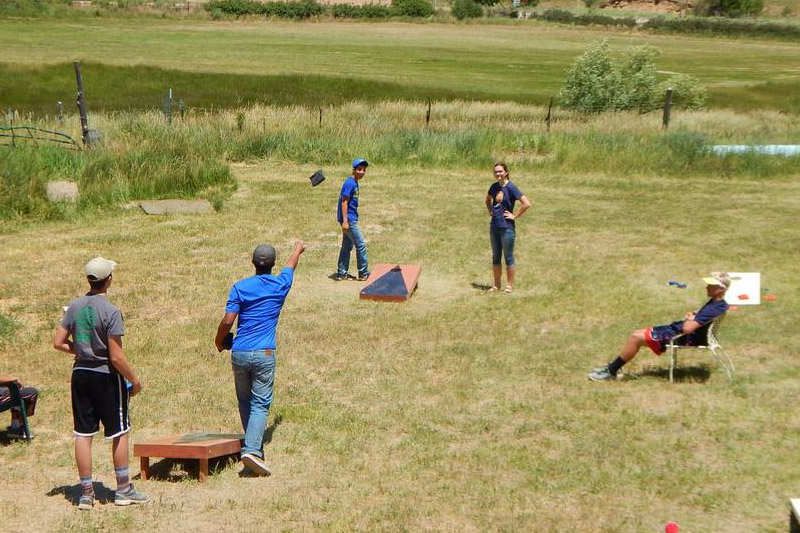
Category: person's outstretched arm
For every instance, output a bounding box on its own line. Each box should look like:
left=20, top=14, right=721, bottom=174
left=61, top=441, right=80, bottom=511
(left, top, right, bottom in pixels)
left=286, top=240, right=306, bottom=270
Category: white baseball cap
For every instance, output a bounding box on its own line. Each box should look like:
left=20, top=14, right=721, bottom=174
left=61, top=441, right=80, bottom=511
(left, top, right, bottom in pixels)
left=84, top=257, right=117, bottom=281
left=702, top=272, right=731, bottom=289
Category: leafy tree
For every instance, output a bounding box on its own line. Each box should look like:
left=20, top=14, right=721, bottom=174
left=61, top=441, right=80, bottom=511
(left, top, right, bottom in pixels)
left=558, top=40, right=621, bottom=113
left=559, top=40, right=707, bottom=113
left=694, top=0, right=763, bottom=17
left=452, top=0, right=482, bottom=19
left=392, top=0, right=434, bottom=16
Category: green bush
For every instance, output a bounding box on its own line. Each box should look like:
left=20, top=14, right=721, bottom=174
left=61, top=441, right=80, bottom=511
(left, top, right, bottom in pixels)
left=452, top=0, right=482, bottom=19
left=661, top=74, right=708, bottom=111
left=559, top=40, right=706, bottom=113
left=392, top=0, right=433, bottom=17
left=535, top=8, right=800, bottom=40
left=694, top=0, right=763, bottom=17
left=558, top=40, right=621, bottom=113
left=204, top=0, right=323, bottom=18
left=331, top=3, right=391, bottom=18
left=536, top=8, right=636, bottom=27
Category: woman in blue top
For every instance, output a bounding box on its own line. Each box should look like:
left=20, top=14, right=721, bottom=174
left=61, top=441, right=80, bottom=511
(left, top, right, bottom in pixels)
left=485, top=162, right=531, bottom=293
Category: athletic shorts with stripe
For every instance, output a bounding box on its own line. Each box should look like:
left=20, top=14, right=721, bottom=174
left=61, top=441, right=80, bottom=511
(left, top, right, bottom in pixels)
left=71, top=370, right=130, bottom=438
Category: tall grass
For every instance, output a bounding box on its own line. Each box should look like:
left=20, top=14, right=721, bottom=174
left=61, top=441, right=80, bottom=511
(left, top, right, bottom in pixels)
left=2, top=102, right=798, bottom=222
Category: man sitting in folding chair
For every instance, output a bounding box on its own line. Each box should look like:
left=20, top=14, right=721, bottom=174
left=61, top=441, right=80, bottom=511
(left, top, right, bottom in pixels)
left=588, top=272, right=730, bottom=382
left=0, top=374, right=38, bottom=440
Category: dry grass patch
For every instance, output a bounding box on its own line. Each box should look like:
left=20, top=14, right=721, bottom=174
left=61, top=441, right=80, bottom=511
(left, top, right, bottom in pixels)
left=1, top=155, right=799, bottom=530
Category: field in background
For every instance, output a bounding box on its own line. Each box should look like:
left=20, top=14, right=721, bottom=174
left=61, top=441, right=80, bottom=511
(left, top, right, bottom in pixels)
left=1, top=19, right=800, bottom=113
left=0, top=146, right=798, bottom=529
left=3, top=103, right=799, bottom=222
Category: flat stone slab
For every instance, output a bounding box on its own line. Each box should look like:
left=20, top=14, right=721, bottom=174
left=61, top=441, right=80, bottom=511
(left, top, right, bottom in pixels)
left=139, top=199, right=213, bottom=215
left=46, top=181, right=79, bottom=203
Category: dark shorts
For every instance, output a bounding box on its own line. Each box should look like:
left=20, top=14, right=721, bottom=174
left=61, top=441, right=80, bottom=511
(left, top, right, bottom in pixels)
left=71, top=371, right=130, bottom=438
left=0, top=386, right=38, bottom=415
left=645, top=325, right=690, bottom=356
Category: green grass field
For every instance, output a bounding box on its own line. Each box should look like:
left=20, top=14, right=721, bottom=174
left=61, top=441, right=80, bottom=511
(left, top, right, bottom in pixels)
left=1, top=19, right=800, bottom=112
left=1, top=149, right=798, bottom=530
left=1, top=13, right=800, bottom=532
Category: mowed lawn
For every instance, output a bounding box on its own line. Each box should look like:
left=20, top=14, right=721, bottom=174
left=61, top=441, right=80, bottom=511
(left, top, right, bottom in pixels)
left=0, top=157, right=798, bottom=530
left=1, top=18, right=800, bottom=110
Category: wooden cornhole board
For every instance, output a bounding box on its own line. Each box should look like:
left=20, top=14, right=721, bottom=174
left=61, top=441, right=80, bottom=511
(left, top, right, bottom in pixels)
left=134, top=432, right=243, bottom=482
left=359, top=263, right=420, bottom=302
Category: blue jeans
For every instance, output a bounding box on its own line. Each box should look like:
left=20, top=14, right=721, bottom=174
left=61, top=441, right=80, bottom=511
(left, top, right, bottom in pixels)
left=337, top=223, right=368, bottom=277
left=231, top=350, right=276, bottom=458
left=490, top=226, right=516, bottom=267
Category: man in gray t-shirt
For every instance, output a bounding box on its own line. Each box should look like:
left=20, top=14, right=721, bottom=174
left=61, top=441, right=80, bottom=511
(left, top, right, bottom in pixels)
left=53, top=257, right=148, bottom=510
left=62, top=294, right=124, bottom=373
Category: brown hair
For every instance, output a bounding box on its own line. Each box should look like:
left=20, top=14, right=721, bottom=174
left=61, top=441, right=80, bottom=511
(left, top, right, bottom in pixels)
left=493, top=162, right=509, bottom=177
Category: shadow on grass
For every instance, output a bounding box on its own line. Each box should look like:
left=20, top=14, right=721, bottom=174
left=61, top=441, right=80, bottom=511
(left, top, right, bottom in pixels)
left=636, top=365, right=712, bottom=383
left=0, top=430, right=33, bottom=446
left=140, top=456, right=239, bottom=482
left=470, top=282, right=494, bottom=291
left=46, top=482, right=115, bottom=506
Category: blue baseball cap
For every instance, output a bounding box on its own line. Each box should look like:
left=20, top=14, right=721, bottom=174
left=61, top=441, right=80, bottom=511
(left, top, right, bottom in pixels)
left=352, top=158, right=369, bottom=169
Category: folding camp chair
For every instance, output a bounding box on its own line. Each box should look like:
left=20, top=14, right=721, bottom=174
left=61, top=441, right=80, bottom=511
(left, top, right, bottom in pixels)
left=668, top=314, right=734, bottom=383
left=0, top=379, right=33, bottom=442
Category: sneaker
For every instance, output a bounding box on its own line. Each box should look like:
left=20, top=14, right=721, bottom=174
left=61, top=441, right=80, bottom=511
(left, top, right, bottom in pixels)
left=334, top=273, right=357, bottom=281
left=114, top=485, right=150, bottom=506
left=241, top=452, right=272, bottom=476
left=357, top=272, right=371, bottom=281
left=588, top=365, right=617, bottom=382
left=77, top=494, right=94, bottom=511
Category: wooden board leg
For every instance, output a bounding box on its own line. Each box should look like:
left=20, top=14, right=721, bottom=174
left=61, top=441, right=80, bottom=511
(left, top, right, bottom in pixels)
left=198, top=459, right=208, bottom=482
left=140, top=456, right=150, bottom=480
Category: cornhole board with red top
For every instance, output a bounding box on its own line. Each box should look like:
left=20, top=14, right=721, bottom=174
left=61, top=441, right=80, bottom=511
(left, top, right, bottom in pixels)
left=359, top=263, right=421, bottom=302
left=134, top=432, right=242, bottom=482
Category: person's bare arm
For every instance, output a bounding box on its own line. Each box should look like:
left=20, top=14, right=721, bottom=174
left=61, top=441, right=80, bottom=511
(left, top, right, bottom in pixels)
left=485, top=194, right=493, bottom=215
left=506, top=194, right=531, bottom=220
left=0, top=375, right=19, bottom=386
left=341, top=198, right=350, bottom=231
left=108, top=335, right=142, bottom=396
left=215, top=312, right=237, bottom=352
left=53, top=325, right=74, bottom=355
left=285, top=240, right=306, bottom=270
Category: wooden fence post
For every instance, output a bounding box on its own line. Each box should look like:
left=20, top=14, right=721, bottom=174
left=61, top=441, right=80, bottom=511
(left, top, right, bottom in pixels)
left=319, top=107, right=322, bottom=128
left=425, top=99, right=431, bottom=127
left=545, top=97, right=553, bottom=132
left=662, top=87, right=673, bottom=130
left=73, top=61, right=90, bottom=146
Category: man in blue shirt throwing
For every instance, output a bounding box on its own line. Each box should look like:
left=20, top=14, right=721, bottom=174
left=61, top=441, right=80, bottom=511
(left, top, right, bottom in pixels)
left=335, top=158, right=370, bottom=281
left=215, top=241, right=305, bottom=476
left=588, top=272, right=731, bottom=381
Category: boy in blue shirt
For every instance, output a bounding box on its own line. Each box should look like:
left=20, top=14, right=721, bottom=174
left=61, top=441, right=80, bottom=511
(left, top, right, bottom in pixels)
left=215, top=241, right=305, bottom=476
left=335, top=158, right=370, bottom=281
left=588, top=272, right=731, bottom=381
